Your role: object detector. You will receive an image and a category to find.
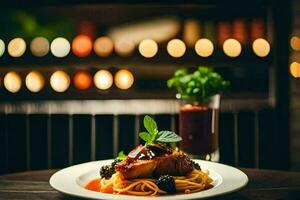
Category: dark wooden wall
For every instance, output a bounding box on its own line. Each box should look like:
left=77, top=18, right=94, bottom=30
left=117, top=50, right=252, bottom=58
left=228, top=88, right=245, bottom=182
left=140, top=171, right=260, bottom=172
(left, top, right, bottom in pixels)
left=0, top=108, right=288, bottom=175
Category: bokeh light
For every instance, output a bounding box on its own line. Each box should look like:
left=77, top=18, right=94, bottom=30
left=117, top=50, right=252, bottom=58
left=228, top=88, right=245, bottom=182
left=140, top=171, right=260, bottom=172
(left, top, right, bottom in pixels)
left=252, top=38, right=270, bottom=57
left=72, top=35, right=93, bottom=57
left=30, top=37, right=49, bottom=57
left=73, top=70, right=92, bottom=90
left=50, top=37, right=70, bottom=58
left=8, top=38, right=26, bottom=57
left=114, top=39, right=135, bottom=57
left=114, top=69, right=134, bottom=90
left=4, top=71, right=22, bottom=93
left=25, top=71, right=45, bottom=93
left=94, top=69, right=113, bottom=90
left=138, top=39, right=158, bottom=58
left=94, top=36, right=114, bottom=57
left=50, top=70, right=70, bottom=92
left=290, top=36, right=300, bottom=51
left=223, top=38, right=242, bottom=57
left=0, top=39, right=5, bottom=57
left=167, top=39, right=186, bottom=58
left=290, top=62, right=300, bottom=78
left=195, top=38, right=214, bottom=57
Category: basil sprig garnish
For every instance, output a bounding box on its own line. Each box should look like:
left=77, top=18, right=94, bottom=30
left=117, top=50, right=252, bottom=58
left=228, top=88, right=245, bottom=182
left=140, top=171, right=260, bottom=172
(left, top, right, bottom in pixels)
left=139, top=115, right=182, bottom=145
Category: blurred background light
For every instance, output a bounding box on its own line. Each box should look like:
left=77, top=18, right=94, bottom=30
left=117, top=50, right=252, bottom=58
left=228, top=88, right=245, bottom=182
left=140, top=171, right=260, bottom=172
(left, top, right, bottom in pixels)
left=290, top=62, right=300, bottom=78
left=50, top=70, right=70, bottom=92
left=290, top=36, right=300, bottom=51
left=183, top=19, right=201, bottom=48
left=94, top=69, right=113, bottom=90
left=195, top=38, right=214, bottom=57
left=94, top=36, right=114, bottom=57
left=73, top=70, right=92, bottom=90
left=250, top=18, right=265, bottom=42
left=72, top=35, right=93, bottom=57
left=114, top=39, right=135, bottom=57
left=232, top=19, right=248, bottom=45
left=25, top=71, right=45, bottom=93
left=167, top=39, right=186, bottom=58
left=138, top=39, right=158, bottom=58
left=4, top=71, right=22, bottom=93
left=114, top=69, right=134, bottom=90
left=30, top=37, right=49, bottom=57
left=50, top=37, right=70, bottom=58
left=217, top=21, right=232, bottom=46
left=0, top=39, right=5, bottom=57
left=252, top=38, right=270, bottom=57
left=8, top=38, right=26, bottom=57
left=223, top=38, right=242, bottom=57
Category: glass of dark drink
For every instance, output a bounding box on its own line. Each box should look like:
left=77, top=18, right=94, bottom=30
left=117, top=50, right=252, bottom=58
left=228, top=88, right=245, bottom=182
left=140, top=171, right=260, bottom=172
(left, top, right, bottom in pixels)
left=179, top=95, right=220, bottom=161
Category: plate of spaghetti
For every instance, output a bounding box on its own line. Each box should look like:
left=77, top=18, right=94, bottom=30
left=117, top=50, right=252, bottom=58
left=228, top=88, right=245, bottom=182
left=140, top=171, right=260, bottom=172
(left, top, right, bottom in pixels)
left=50, top=115, right=248, bottom=200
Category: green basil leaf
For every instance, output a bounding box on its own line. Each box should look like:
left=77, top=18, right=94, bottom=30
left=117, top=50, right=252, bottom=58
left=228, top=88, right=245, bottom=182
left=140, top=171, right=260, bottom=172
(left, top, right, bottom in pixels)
left=156, top=131, right=182, bottom=143
left=143, top=115, right=158, bottom=135
left=117, top=151, right=126, bottom=160
left=139, top=131, right=151, bottom=143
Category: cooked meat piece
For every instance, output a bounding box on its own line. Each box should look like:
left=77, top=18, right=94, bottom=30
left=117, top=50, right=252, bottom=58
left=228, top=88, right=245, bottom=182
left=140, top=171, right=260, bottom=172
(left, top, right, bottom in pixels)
left=115, top=147, right=193, bottom=179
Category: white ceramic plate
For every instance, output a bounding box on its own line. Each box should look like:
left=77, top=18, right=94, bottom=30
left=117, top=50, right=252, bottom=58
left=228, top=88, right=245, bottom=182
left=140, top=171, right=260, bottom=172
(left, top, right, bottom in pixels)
left=50, top=159, right=248, bottom=200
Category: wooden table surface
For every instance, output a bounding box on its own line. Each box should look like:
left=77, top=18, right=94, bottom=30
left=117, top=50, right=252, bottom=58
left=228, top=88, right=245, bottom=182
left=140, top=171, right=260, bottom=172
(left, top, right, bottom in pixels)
left=0, top=168, right=300, bottom=200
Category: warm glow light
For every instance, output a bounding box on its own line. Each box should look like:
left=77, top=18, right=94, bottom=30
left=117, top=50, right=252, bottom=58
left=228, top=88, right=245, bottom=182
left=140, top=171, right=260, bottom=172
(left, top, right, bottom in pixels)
left=0, top=39, right=5, bottom=57
left=73, top=70, right=92, bottom=90
left=138, top=39, right=158, bottom=58
left=25, top=71, right=45, bottom=93
left=30, top=37, right=49, bottom=57
left=94, top=36, right=114, bottom=57
left=290, top=62, right=300, bottom=78
left=252, top=38, right=270, bottom=57
left=72, top=35, right=93, bottom=57
left=4, top=71, right=22, bottom=93
left=50, top=37, right=70, bottom=58
left=195, top=38, right=214, bottom=57
left=94, top=70, right=113, bottom=90
left=114, top=39, right=135, bottom=57
left=183, top=19, right=201, bottom=48
left=50, top=70, right=70, bottom=92
left=290, top=36, right=300, bottom=51
left=223, top=38, right=242, bottom=57
left=8, top=38, right=26, bottom=57
left=114, top=69, right=134, bottom=90
left=167, top=39, right=186, bottom=58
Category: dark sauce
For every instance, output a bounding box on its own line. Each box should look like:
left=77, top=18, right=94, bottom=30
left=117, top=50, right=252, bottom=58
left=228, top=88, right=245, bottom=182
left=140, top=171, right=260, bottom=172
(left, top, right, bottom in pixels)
left=127, top=144, right=172, bottom=162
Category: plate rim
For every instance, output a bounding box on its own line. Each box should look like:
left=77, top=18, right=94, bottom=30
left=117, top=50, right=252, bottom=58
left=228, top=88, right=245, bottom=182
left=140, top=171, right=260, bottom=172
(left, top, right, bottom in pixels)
left=49, top=159, right=248, bottom=200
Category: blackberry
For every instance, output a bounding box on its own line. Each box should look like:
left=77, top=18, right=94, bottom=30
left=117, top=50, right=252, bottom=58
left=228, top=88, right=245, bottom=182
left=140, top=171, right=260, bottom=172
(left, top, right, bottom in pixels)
left=99, top=165, right=115, bottom=179
left=111, top=158, right=122, bottom=168
left=192, top=160, right=201, bottom=170
left=156, top=175, right=176, bottom=194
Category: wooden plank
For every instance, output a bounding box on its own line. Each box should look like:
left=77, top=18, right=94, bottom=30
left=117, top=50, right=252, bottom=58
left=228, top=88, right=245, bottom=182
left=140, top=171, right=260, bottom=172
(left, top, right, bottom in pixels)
left=50, top=114, right=69, bottom=168
left=0, top=114, right=6, bottom=174
left=95, top=115, right=114, bottom=160
left=28, top=114, right=48, bottom=170
left=237, top=111, right=255, bottom=168
left=219, top=112, right=234, bottom=165
left=6, top=114, right=27, bottom=173
left=258, top=108, right=285, bottom=169
left=118, top=115, right=135, bottom=154
left=154, top=114, right=172, bottom=131
left=73, top=114, right=92, bottom=164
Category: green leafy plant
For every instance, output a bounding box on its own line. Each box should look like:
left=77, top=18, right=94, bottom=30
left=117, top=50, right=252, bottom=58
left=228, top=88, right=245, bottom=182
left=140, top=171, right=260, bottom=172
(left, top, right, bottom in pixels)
left=167, top=66, right=230, bottom=104
left=139, top=115, right=182, bottom=146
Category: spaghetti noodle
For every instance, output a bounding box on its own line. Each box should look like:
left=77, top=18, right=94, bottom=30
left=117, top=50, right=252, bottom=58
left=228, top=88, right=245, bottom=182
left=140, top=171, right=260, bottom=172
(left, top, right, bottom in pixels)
left=98, top=169, right=213, bottom=196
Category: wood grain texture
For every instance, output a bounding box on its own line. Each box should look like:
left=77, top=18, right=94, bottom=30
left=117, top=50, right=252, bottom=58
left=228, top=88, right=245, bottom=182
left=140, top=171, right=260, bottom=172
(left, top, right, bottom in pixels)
left=0, top=169, right=300, bottom=200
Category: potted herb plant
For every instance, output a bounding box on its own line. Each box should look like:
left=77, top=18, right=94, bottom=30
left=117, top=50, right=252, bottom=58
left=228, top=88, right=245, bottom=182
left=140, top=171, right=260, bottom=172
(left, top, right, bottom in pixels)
left=167, top=66, right=229, bottom=161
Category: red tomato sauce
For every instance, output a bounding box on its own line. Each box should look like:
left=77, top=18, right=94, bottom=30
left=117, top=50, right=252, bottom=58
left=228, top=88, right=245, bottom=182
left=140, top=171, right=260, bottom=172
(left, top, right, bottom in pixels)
left=85, top=178, right=101, bottom=192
